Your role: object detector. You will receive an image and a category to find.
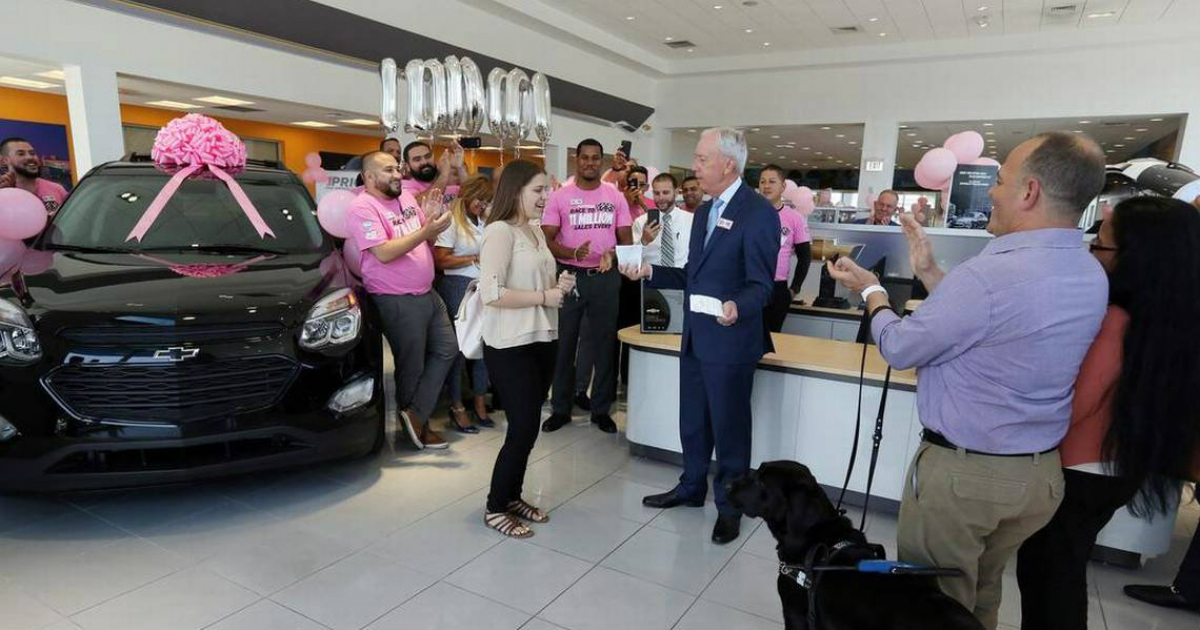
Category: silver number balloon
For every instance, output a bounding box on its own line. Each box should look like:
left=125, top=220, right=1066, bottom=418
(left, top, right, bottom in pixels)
left=504, top=68, right=532, bottom=143
left=443, top=55, right=464, bottom=133
left=486, top=67, right=507, bottom=140
left=531, top=72, right=551, bottom=144
left=404, top=58, right=428, bottom=133
left=460, top=57, right=486, bottom=136
left=423, top=58, right=448, bottom=134
left=379, top=58, right=398, bottom=133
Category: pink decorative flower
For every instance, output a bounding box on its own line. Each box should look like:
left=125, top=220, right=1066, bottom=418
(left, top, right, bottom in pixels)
left=151, top=114, right=248, bottom=172
left=167, top=263, right=250, bottom=279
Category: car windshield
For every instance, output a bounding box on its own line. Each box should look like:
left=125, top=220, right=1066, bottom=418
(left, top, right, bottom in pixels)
left=42, top=169, right=329, bottom=254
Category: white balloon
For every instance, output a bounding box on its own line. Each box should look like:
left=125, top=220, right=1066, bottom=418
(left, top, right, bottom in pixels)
left=486, top=67, right=507, bottom=140
left=443, top=55, right=464, bottom=133
left=504, top=68, right=532, bottom=143
left=423, top=58, right=448, bottom=133
left=404, top=58, right=428, bottom=133
left=460, top=57, right=486, bottom=136
left=379, top=58, right=398, bottom=133
left=532, top=72, right=551, bottom=144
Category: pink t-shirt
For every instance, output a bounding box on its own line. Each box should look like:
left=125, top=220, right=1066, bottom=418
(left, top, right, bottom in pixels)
left=541, top=183, right=633, bottom=268
left=345, top=191, right=434, bottom=296
left=34, top=179, right=68, bottom=216
left=775, top=206, right=811, bottom=281
left=401, top=178, right=460, bottom=201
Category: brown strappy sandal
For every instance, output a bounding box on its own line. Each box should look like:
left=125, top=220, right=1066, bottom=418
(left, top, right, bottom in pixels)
left=484, top=512, right=534, bottom=538
left=507, top=499, right=550, bottom=523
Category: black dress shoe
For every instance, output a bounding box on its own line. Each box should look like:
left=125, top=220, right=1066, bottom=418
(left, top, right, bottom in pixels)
left=643, top=489, right=704, bottom=509
left=712, top=515, right=741, bottom=545
left=541, top=413, right=572, bottom=433
left=591, top=414, right=617, bottom=434
left=1124, top=585, right=1200, bottom=611
left=573, top=391, right=592, bottom=412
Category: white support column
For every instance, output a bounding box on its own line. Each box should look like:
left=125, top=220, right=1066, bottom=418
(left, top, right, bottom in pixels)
left=63, top=64, right=124, bottom=176
left=857, top=117, right=900, bottom=205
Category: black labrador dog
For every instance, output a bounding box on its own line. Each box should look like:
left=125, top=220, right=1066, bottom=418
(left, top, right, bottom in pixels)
left=728, top=460, right=985, bottom=630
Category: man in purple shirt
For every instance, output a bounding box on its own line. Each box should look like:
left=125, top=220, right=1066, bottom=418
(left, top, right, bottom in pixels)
left=829, top=132, right=1108, bottom=629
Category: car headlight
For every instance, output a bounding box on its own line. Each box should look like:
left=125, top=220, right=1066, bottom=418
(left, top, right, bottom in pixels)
left=301, top=288, right=362, bottom=350
left=0, top=299, right=41, bottom=365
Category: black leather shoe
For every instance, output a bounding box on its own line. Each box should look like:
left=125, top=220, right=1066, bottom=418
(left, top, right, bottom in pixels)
left=591, top=414, right=617, bottom=434
left=541, top=413, right=572, bottom=433
left=642, top=489, right=704, bottom=509
left=573, top=391, right=592, bottom=412
left=712, top=515, right=741, bottom=545
left=1124, top=585, right=1200, bottom=611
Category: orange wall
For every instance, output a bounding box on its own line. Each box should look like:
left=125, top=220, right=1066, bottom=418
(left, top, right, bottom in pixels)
left=0, top=86, right=77, bottom=177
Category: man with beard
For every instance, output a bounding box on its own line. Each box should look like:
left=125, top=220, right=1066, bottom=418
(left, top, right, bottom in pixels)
left=540, top=138, right=633, bottom=435
left=0, top=137, right=69, bottom=216
left=680, top=175, right=704, bottom=213
left=632, top=172, right=692, bottom=268
left=402, top=141, right=467, bottom=201
left=346, top=151, right=458, bottom=451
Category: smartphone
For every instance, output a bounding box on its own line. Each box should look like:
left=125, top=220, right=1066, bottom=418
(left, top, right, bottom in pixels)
left=646, top=208, right=661, bottom=226
left=458, top=137, right=483, bottom=149
left=619, top=140, right=632, bottom=158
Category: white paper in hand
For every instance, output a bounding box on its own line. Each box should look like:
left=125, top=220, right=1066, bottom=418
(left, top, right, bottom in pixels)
left=689, top=294, right=725, bottom=318
left=615, top=245, right=643, bottom=269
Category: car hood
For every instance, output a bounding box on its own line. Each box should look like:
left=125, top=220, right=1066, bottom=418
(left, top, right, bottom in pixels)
left=10, top=250, right=351, bottom=333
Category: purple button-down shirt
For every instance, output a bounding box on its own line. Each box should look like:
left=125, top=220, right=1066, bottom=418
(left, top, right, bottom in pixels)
left=871, top=229, right=1108, bottom=454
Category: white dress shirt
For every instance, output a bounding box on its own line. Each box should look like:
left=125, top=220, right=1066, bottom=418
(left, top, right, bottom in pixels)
left=632, top=207, right=693, bottom=268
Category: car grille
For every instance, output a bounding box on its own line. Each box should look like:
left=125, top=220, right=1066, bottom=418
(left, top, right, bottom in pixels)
left=58, top=323, right=286, bottom=347
left=43, top=355, right=299, bottom=424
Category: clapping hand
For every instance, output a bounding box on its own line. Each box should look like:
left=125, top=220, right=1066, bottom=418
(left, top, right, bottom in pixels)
left=825, top=256, right=877, bottom=294
left=899, top=212, right=944, bottom=289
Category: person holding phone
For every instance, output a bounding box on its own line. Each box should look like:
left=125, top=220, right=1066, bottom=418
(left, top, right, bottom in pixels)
left=758, top=164, right=812, bottom=332
left=601, top=141, right=633, bottom=190
left=624, top=165, right=650, bottom=221
left=632, top=172, right=692, bottom=268
left=346, top=151, right=458, bottom=451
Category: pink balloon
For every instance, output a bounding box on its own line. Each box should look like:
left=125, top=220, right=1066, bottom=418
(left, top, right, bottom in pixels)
left=914, top=148, right=958, bottom=190
left=302, top=167, right=329, bottom=185
left=301, top=170, right=316, bottom=185
left=304, top=152, right=322, bottom=169
left=318, top=189, right=357, bottom=238
left=0, top=239, right=27, bottom=276
left=968, top=157, right=1001, bottom=168
left=341, top=238, right=362, bottom=277
left=944, top=131, right=985, bottom=164
left=19, top=249, right=54, bottom=275
left=0, top=188, right=49, bottom=240
left=784, top=179, right=798, bottom=192
left=784, top=186, right=815, bottom=215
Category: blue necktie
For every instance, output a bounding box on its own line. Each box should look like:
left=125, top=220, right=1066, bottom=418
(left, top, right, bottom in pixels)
left=705, top=198, right=726, bottom=247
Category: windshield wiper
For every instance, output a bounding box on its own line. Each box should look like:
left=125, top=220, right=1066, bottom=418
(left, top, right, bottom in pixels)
left=42, top=244, right=133, bottom=254
left=136, top=244, right=290, bottom=256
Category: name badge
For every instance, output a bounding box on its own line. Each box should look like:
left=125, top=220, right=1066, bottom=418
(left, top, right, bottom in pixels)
left=717, top=218, right=734, bottom=230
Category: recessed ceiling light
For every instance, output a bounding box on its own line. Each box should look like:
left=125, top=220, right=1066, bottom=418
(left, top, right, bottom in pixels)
left=626, top=16, right=635, bottom=20
left=1079, top=120, right=1092, bottom=124
left=146, top=100, right=203, bottom=109
left=195, top=95, right=256, bottom=106
left=1106, top=149, right=1115, bottom=153
left=1150, top=118, right=1164, bottom=122
left=907, top=133, right=917, bottom=137
left=1087, top=11, right=1116, bottom=19
left=1124, top=136, right=1135, bottom=140
left=1073, top=129, right=1084, bottom=133
left=912, top=144, right=922, bottom=148
left=688, top=129, right=697, bottom=133
left=771, top=134, right=780, bottom=139
left=765, top=152, right=773, bottom=155
left=1114, top=144, right=1125, bottom=148
left=763, top=42, right=771, bottom=46
left=293, top=121, right=336, bottom=128
left=869, top=17, right=879, bottom=22
left=751, top=128, right=761, bottom=132
left=665, top=36, right=674, bottom=41
left=0, top=76, right=56, bottom=89
left=744, top=28, right=754, bottom=33
left=750, top=147, right=758, bottom=151
left=835, top=134, right=845, bottom=138
left=983, top=122, right=994, bottom=127
left=713, top=4, right=723, bottom=9
left=35, top=70, right=65, bottom=80
left=878, top=32, right=887, bottom=37
left=801, top=147, right=809, bottom=150
left=1135, top=128, right=1149, bottom=132
left=339, top=119, right=378, bottom=125
left=687, top=48, right=695, bottom=53
left=977, top=5, right=989, bottom=11
left=848, top=141, right=857, bottom=145
left=985, top=131, right=995, bottom=135
left=821, top=126, right=831, bottom=131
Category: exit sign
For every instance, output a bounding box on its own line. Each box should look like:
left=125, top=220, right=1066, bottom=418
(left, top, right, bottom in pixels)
left=865, top=160, right=885, bottom=172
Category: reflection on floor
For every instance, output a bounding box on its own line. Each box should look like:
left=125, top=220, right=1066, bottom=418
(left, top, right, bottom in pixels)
left=0, top=407, right=1197, bottom=630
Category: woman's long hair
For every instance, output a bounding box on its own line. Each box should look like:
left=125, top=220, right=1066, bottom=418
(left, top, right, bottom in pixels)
left=487, top=161, right=544, bottom=226
left=1103, top=196, right=1200, bottom=515
left=448, top=175, right=493, bottom=243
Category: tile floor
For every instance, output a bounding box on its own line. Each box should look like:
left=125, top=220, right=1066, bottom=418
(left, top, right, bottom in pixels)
left=1, top=405, right=1197, bottom=630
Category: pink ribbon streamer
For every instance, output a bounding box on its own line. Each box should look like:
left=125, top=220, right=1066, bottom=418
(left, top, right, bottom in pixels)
left=126, top=164, right=277, bottom=242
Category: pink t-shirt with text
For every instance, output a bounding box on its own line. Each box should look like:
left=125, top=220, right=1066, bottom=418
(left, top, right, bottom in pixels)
left=775, top=206, right=811, bottom=281
left=541, top=183, right=633, bottom=268
left=401, top=178, right=460, bottom=201
left=34, top=179, right=68, bottom=216
left=345, top=191, right=435, bottom=296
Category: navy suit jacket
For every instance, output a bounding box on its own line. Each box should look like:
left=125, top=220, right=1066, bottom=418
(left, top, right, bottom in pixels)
left=647, top=181, right=780, bottom=365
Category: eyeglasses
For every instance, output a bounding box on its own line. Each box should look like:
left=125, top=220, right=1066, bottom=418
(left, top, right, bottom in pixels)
left=1088, top=241, right=1117, bottom=253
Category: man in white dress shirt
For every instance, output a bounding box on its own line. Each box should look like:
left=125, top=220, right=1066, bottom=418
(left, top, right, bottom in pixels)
left=632, top=172, right=692, bottom=269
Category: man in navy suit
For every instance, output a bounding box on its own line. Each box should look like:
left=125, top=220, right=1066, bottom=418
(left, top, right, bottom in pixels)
left=621, top=127, right=780, bottom=544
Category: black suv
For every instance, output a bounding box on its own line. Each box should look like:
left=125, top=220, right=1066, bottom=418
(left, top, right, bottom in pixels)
left=0, top=162, right=384, bottom=491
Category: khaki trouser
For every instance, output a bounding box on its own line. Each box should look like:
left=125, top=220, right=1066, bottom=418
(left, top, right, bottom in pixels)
left=898, top=441, right=1065, bottom=630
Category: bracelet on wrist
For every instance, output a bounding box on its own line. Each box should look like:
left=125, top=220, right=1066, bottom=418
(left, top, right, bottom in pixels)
left=860, top=284, right=888, bottom=301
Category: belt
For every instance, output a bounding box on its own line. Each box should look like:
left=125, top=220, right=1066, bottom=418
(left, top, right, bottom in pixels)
left=921, top=430, right=1056, bottom=458
left=558, top=262, right=610, bottom=276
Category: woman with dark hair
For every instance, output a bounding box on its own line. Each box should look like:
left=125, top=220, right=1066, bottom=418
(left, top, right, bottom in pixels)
left=478, top=160, right=575, bottom=538
left=1016, top=196, right=1200, bottom=629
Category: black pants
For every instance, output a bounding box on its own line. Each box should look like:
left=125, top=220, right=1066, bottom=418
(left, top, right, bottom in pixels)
left=764, top=281, right=792, bottom=333
left=484, top=341, right=557, bottom=514
left=1176, top=516, right=1200, bottom=604
left=551, top=266, right=620, bottom=416
left=1016, top=468, right=1139, bottom=630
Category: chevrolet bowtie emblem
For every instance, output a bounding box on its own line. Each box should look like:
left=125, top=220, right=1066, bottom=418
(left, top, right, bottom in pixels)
left=152, top=347, right=200, bottom=362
